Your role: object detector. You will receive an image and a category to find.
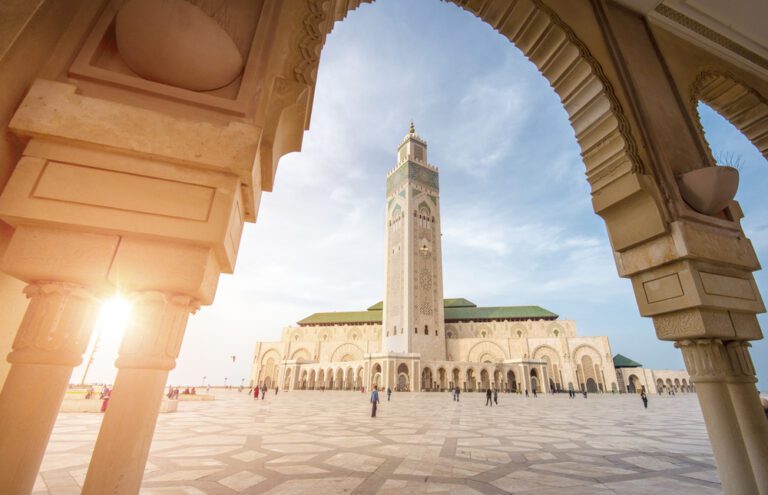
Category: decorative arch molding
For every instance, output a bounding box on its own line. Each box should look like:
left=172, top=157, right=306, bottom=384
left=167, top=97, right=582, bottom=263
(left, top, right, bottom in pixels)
left=572, top=344, right=602, bottom=364
left=691, top=69, right=768, bottom=161
left=260, top=348, right=282, bottom=364
left=509, top=322, right=528, bottom=338
left=330, top=342, right=364, bottom=362
left=467, top=340, right=508, bottom=363
left=532, top=344, right=562, bottom=365
left=291, top=347, right=312, bottom=360
left=270, top=0, right=649, bottom=196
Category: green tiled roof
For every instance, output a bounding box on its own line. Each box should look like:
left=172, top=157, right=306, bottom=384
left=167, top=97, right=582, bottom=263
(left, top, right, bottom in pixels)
left=445, top=305, right=557, bottom=321
left=443, top=298, right=476, bottom=308
left=298, top=311, right=382, bottom=326
left=367, top=298, right=476, bottom=311
left=298, top=299, right=557, bottom=326
left=613, top=354, right=643, bottom=368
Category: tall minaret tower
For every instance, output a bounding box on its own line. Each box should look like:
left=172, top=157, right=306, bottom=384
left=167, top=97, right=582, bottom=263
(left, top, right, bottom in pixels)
left=382, top=123, right=446, bottom=361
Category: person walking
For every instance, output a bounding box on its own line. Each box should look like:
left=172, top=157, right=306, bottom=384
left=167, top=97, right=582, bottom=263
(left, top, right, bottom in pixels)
left=370, top=386, right=380, bottom=417
left=254, top=386, right=259, bottom=400
left=485, top=388, right=493, bottom=406
left=640, top=389, right=648, bottom=409
left=456, top=386, right=461, bottom=402
left=493, top=387, right=498, bottom=405
left=261, top=385, right=266, bottom=400
left=525, top=389, right=529, bottom=398
left=452, top=386, right=457, bottom=401
left=387, top=387, right=392, bottom=401
left=275, top=386, right=279, bottom=396
left=532, top=386, right=537, bottom=398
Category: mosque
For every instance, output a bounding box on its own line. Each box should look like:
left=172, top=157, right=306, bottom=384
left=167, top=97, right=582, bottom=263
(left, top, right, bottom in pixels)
left=251, top=126, right=688, bottom=394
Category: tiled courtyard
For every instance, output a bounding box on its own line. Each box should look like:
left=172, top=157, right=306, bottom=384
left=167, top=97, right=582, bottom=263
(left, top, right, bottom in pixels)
left=37, top=390, right=722, bottom=494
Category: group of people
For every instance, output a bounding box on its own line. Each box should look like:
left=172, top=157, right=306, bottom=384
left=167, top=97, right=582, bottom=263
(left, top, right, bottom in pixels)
left=251, top=384, right=277, bottom=400
left=166, top=386, right=196, bottom=399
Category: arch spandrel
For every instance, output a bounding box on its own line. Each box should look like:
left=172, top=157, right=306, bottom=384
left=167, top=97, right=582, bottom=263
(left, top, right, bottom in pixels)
left=467, top=340, right=508, bottom=363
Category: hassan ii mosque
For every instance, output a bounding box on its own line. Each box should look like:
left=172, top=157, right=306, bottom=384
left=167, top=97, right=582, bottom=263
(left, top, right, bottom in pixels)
left=251, top=125, right=689, bottom=395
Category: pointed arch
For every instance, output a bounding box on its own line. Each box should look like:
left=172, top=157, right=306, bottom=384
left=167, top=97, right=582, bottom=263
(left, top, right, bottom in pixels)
left=467, top=340, right=507, bottom=363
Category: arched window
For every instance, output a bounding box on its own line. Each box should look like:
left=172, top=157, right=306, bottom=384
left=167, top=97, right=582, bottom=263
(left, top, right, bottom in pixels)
left=414, top=328, right=418, bottom=334
left=424, top=325, right=428, bottom=335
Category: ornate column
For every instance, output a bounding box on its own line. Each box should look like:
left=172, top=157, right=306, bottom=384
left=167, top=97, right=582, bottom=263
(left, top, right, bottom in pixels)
left=676, top=339, right=764, bottom=494
left=0, top=282, right=101, bottom=493
left=725, top=341, right=768, bottom=494
left=82, top=291, right=199, bottom=495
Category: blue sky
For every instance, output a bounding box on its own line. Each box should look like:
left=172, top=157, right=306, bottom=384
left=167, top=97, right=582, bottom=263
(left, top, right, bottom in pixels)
left=74, top=0, right=767, bottom=389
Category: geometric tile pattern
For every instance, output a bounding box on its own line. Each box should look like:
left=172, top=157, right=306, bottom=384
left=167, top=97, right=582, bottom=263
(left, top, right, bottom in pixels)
left=36, top=391, right=722, bottom=494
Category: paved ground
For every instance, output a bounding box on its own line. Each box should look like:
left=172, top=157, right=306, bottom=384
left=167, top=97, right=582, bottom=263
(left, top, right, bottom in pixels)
left=36, top=390, right=722, bottom=494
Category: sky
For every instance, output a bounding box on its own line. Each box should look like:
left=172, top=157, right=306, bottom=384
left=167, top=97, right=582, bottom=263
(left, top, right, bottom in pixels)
left=71, top=0, right=768, bottom=390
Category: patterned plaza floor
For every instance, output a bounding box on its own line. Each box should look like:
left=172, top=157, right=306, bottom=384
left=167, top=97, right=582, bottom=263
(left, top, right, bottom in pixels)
left=36, top=390, right=722, bottom=494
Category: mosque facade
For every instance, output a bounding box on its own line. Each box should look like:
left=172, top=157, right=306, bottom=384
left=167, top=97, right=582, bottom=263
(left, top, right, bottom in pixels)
left=251, top=126, right=686, bottom=394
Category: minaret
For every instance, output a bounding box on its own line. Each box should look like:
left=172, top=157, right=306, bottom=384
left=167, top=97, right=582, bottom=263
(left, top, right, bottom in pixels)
left=382, top=123, right=446, bottom=361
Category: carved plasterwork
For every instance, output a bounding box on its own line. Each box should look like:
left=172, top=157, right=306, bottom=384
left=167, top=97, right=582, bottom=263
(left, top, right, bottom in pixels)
left=8, top=282, right=101, bottom=367
left=116, top=291, right=200, bottom=371
left=675, top=339, right=757, bottom=383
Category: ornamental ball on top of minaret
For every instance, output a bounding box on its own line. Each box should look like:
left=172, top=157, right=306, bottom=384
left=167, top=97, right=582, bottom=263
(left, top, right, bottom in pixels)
left=401, top=120, right=427, bottom=146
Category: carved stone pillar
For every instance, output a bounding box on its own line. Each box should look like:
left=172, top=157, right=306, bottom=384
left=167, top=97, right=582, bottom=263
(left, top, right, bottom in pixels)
left=675, top=339, right=764, bottom=494
left=724, top=341, right=768, bottom=494
left=0, top=282, right=101, bottom=494
left=82, top=291, right=199, bottom=495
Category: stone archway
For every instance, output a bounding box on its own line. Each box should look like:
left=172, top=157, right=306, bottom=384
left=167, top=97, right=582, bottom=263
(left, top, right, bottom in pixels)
left=691, top=70, right=768, bottom=160
left=396, top=363, right=409, bottom=391
left=0, top=2, right=765, bottom=494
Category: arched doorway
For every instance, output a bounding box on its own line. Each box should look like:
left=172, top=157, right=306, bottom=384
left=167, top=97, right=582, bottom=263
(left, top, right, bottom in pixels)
left=422, top=367, right=433, bottom=391
left=480, top=369, right=490, bottom=390
left=466, top=369, right=475, bottom=392
left=397, top=363, right=409, bottom=391
left=507, top=370, right=517, bottom=393
left=586, top=378, right=598, bottom=393
left=283, top=369, right=291, bottom=390
left=628, top=375, right=640, bottom=393
left=371, top=363, right=382, bottom=390
left=451, top=368, right=460, bottom=390
left=309, top=369, right=316, bottom=390
left=530, top=368, right=539, bottom=394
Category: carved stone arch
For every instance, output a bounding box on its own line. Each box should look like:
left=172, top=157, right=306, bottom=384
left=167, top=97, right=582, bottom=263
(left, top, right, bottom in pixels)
left=532, top=344, right=562, bottom=366
left=467, top=341, right=508, bottom=363
left=572, top=344, right=602, bottom=364
left=691, top=69, right=768, bottom=161
left=330, top=342, right=364, bottom=362
left=273, top=0, right=651, bottom=201
left=291, top=347, right=312, bottom=360
left=260, top=348, right=282, bottom=365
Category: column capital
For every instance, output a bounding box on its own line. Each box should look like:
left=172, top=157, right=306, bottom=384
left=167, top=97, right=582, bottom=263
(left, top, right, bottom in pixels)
left=675, top=339, right=756, bottom=384
left=7, top=281, right=101, bottom=366
left=115, top=291, right=200, bottom=371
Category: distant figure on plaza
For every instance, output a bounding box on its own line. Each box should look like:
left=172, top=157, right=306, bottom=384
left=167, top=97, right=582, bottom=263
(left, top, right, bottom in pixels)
left=493, top=387, right=498, bottom=405
left=370, top=386, right=380, bottom=417
left=261, top=385, right=267, bottom=399
left=254, top=386, right=259, bottom=400
left=85, top=385, right=94, bottom=400
left=525, top=389, right=529, bottom=398
left=454, top=386, right=461, bottom=402
left=485, top=388, right=493, bottom=406
left=275, top=386, right=279, bottom=395
left=100, top=387, right=111, bottom=412
left=582, top=389, right=588, bottom=398
left=640, top=388, right=648, bottom=409
left=532, top=386, right=538, bottom=398
left=386, top=387, right=392, bottom=401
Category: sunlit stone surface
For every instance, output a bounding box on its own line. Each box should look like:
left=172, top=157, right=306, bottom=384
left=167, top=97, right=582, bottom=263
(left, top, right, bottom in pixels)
left=37, top=390, right=721, bottom=494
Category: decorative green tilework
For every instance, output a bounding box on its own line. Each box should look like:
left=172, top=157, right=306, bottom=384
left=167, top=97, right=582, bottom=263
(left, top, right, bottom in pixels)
left=386, top=161, right=439, bottom=196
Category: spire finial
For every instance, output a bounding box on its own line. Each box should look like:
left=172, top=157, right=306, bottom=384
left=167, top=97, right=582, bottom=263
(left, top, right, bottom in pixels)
left=409, top=121, right=415, bottom=134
